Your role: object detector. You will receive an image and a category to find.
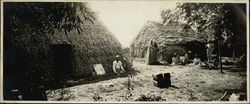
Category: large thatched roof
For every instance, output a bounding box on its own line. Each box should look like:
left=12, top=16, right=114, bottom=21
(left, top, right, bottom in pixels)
left=131, top=21, right=200, bottom=49
left=130, top=21, right=207, bottom=61
left=4, top=2, right=123, bottom=82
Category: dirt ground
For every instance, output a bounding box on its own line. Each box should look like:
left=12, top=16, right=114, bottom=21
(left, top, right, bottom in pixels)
left=46, top=58, right=247, bottom=101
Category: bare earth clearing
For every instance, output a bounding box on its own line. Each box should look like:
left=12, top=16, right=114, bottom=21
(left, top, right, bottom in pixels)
left=46, top=60, right=246, bottom=101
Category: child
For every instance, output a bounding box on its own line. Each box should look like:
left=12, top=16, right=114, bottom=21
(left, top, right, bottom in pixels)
left=193, top=54, right=201, bottom=66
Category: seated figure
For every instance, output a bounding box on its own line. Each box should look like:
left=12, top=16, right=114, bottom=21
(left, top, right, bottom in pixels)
left=172, top=53, right=181, bottom=65
left=180, top=53, right=189, bottom=65
left=193, top=54, right=201, bottom=66
left=113, top=55, right=125, bottom=76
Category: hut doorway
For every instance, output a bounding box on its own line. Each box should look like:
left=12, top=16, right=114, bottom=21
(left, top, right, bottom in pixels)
left=51, top=44, right=73, bottom=80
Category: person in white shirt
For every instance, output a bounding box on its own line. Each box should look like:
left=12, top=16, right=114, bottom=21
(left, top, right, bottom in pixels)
left=206, top=41, right=214, bottom=62
left=113, top=55, right=125, bottom=76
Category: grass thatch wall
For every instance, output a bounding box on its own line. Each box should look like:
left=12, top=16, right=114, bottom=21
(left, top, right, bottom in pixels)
left=51, top=18, right=123, bottom=77
left=130, top=21, right=206, bottom=63
left=4, top=3, right=123, bottom=84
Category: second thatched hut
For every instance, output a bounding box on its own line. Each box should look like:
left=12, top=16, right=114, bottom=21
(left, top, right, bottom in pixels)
left=130, top=21, right=206, bottom=64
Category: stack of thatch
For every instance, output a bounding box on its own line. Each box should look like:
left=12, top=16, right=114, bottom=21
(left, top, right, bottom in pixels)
left=130, top=21, right=206, bottom=63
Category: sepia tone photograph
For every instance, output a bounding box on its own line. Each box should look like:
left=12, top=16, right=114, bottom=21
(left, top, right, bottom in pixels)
left=1, top=0, right=249, bottom=103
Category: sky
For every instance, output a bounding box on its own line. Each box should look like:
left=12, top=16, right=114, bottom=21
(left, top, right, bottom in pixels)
left=88, top=1, right=177, bottom=47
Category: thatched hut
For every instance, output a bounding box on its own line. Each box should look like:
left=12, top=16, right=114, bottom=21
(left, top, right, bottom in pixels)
left=130, top=21, right=206, bottom=63
left=3, top=2, right=123, bottom=86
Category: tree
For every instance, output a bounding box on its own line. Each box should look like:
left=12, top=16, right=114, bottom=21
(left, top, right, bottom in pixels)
left=4, top=2, right=95, bottom=36
left=161, top=3, right=236, bottom=73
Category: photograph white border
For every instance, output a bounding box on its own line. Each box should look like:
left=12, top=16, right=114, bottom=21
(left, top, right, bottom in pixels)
left=0, top=0, right=249, bottom=103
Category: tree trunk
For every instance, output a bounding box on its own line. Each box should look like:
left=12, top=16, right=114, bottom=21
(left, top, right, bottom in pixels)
left=218, top=39, right=223, bottom=73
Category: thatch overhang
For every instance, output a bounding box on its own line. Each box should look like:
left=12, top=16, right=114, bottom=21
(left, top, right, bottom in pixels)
left=131, top=21, right=201, bottom=48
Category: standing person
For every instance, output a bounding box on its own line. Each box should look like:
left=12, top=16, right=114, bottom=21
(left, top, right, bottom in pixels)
left=113, top=55, right=125, bottom=76
left=184, top=53, right=189, bottom=62
left=238, top=52, right=246, bottom=70
left=206, top=41, right=214, bottom=62
left=187, top=51, right=192, bottom=63
left=145, top=39, right=158, bottom=65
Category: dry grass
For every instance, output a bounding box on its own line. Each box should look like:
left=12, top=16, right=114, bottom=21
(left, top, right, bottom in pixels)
left=46, top=58, right=247, bottom=101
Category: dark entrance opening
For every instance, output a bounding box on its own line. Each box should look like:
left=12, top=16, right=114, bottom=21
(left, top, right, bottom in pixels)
left=51, top=44, right=73, bottom=81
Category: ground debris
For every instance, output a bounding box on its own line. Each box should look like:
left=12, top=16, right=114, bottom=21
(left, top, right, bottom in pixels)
left=53, top=88, right=76, bottom=101
left=93, top=93, right=106, bottom=101
left=135, top=93, right=166, bottom=101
